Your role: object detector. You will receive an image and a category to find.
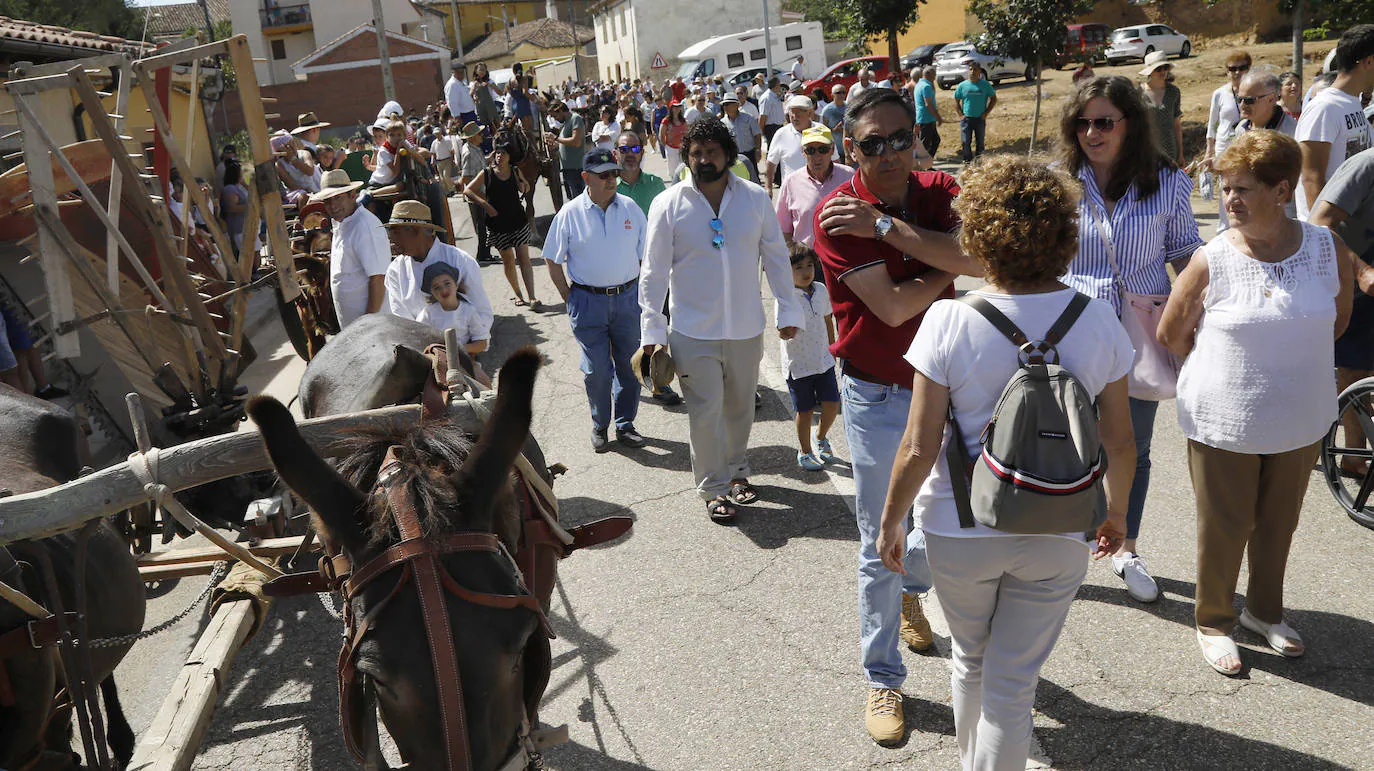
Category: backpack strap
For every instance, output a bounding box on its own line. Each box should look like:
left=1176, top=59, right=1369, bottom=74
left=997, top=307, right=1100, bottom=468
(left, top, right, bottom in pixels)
left=946, top=405, right=977, bottom=529
left=1044, top=292, right=1092, bottom=346
left=957, top=295, right=1029, bottom=347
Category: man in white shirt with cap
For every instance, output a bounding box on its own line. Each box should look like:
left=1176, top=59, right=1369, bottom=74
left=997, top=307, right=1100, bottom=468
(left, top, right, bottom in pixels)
left=764, top=95, right=817, bottom=195
left=640, top=117, right=804, bottom=523
left=381, top=200, right=493, bottom=335
left=311, top=169, right=391, bottom=328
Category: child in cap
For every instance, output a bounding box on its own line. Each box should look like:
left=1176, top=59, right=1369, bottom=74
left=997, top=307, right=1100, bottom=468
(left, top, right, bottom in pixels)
left=776, top=243, right=840, bottom=471
left=419, top=262, right=492, bottom=387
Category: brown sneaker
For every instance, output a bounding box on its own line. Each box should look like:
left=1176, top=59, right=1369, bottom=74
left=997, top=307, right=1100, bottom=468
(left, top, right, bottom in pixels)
left=901, top=593, right=934, bottom=651
left=864, top=687, right=906, bottom=746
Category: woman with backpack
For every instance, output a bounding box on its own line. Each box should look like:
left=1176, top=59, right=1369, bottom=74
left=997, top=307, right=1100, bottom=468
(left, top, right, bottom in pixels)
left=1159, top=130, right=1354, bottom=676
left=1059, top=76, right=1204, bottom=604
left=876, top=155, right=1137, bottom=771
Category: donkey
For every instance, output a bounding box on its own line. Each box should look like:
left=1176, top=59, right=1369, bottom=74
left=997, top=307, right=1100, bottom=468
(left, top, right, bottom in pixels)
left=248, top=346, right=550, bottom=771
left=0, top=385, right=144, bottom=770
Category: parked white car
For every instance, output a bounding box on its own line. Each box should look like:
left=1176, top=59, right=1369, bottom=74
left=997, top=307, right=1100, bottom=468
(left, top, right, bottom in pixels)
left=1105, top=24, right=1192, bottom=65
left=934, top=42, right=1032, bottom=90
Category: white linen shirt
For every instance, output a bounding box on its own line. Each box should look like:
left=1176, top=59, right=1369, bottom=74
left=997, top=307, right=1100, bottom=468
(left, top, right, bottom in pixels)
left=543, top=191, right=646, bottom=288
left=329, top=205, right=393, bottom=328
left=759, top=90, right=785, bottom=126
left=445, top=76, right=477, bottom=116
left=640, top=174, right=804, bottom=346
left=386, top=238, right=493, bottom=335
left=766, top=123, right=808, bottom=180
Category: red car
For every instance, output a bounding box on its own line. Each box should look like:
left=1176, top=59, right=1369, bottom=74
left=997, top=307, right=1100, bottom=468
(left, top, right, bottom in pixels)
left=804, top=55, right=892, bottom=94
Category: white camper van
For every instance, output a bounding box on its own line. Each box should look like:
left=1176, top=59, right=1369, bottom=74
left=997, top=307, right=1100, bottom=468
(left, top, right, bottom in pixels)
left=675, top=22, right=825, bottom=83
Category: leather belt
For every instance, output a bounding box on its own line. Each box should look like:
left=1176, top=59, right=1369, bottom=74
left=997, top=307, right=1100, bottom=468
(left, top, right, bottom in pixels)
left=841, top=360, right=901, bottom=389
left=572, top=279, right=636, bottom=296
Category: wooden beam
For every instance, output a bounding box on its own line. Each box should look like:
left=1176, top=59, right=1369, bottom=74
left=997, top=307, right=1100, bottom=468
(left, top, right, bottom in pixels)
left=0, top=403, right=434, bottom=543
left=130, top=38, right=231, bottom=74
left=137, top=535, right=314, bottom=569
left=107, top=57, right=133, bottom=294
left=224, top=35, right=298, bottom=302
left=125, top=599, right=258, bottom=771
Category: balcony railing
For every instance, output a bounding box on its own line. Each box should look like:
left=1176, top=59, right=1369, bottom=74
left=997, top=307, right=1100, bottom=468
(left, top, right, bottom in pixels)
left=260, top=3, right=312, bottom=30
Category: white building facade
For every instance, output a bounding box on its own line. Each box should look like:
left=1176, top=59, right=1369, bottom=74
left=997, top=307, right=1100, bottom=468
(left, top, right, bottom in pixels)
left=591, top=0, right=784, bottom=83
left=229, top=0, right=424, bottom=85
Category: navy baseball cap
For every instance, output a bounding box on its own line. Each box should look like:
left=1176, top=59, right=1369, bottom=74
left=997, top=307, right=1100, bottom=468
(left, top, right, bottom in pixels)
left=583, top=148, right=621, bottom=173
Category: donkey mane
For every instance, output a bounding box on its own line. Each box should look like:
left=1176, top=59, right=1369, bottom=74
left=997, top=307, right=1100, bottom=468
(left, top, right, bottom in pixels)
left=331, top=421, right=515, bottom=549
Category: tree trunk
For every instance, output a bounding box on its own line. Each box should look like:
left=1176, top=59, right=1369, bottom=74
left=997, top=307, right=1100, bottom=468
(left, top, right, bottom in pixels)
left=1291, top=0, right=1305, bottom=78
left=889, top=27, right=901, bottom=77
left=1029, top=55, right=1042, bottom=156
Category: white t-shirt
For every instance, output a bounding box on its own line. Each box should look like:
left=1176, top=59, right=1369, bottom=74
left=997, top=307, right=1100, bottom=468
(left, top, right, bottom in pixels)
left=776, top=281, right=833, bottom=379
left=417, top=299, right=490, bottom=344
left=330, top=205, right=393, bottom=328
left=1207, top=84, right=1241, bottom=142
left=904, top=288, right=1134, bottom=544
left=431, top=135, right=453, bottom=161
left=767, top=123, right=808, bottom=180
left=1294, top=87, right=1374, bottom=219
left=370, top=145, right=399, bottom=185
left=591, top=120, right=621, bottom=150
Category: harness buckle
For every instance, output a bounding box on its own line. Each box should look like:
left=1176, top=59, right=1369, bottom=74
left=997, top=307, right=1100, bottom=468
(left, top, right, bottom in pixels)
left=26, top=618, right=46, bottom=649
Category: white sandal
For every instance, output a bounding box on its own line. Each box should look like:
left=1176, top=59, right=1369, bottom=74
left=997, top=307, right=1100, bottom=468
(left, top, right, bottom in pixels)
left=1239, top=609, right=1305, bottom=658
left=1197, top=630, right=1243, bottom=676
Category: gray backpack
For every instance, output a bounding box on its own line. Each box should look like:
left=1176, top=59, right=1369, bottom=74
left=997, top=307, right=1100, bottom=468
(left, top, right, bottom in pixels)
left=946, top=293, right=1107, bottom=535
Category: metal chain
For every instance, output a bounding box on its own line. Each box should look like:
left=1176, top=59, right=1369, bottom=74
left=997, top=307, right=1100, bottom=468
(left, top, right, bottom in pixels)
left=80, top=561, right=231, bottom=649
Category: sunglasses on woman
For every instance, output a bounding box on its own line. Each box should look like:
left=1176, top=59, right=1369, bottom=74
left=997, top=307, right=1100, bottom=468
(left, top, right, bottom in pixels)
left=1235, top=93, right=1274, bottom=106
left=1227, top=65, right=1250, bottom=73
left=803, top=144, right=833, bottom=156
left=1074, top=116, right=1121, bottom=133
left=853, top=129, right=915, bottom=157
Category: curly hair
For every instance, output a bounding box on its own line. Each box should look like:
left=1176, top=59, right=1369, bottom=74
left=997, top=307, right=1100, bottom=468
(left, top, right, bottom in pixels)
left=1058, top=76, right=1173, bottom=201
left=953, top=155, right=1080, bottom=289
left=680, top=115, right=738, bottom=163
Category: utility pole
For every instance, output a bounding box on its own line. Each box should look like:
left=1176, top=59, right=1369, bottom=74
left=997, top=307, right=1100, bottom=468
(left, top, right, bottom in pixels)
left=449, top=0, right=464, bottom=59
left=502, top=5, right=512, bottom=55
left=372, top=0, right=397, bottom=103
left=762, top=0, right=774, bottom=80
left=567, top=0, right=581, bottom=81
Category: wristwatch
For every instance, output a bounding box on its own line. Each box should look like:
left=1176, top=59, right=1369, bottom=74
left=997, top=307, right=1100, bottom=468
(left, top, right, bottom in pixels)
left=874, top=214, right=894, bottom=242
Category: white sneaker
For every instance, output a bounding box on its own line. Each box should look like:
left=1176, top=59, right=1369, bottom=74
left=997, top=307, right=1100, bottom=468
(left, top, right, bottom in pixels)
left=1111, top=552, right=1160, bottom=603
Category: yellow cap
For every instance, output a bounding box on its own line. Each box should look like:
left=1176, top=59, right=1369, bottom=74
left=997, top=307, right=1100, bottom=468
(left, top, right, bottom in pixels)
left=801, top=125, right=834, bottom=146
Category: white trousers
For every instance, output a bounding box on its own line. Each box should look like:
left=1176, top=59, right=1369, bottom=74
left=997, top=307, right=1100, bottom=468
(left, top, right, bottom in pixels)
left=926, top=533, right=1089, bottom=771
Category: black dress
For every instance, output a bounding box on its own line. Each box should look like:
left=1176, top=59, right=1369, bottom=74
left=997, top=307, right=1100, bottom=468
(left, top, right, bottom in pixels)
left=485, top=166, right=531, bottom=249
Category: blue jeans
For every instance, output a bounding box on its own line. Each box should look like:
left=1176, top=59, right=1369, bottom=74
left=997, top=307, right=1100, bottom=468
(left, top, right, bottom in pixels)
left=1126, top=397, right=1158, bottom=540
left=561, top=169, right=586, bottom=200
left=842, top=374, right=934, bottom=689
left=960, top=116, right=986, bottom=162
left=567, top=285, right=640, bottom=432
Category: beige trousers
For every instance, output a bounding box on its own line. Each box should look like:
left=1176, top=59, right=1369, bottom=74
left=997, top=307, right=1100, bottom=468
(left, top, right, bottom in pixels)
left=1186, top=438, right=1320, bottom=635
left=668, top=331, right=762, bottom=500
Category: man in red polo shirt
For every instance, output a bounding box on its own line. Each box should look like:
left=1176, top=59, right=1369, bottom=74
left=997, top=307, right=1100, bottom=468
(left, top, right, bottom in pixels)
left=812, top=87, right=982, bottom=746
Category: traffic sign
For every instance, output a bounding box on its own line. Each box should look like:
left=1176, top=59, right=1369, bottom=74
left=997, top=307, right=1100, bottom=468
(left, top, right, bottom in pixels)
left=650, top=52, right=667, bottom=69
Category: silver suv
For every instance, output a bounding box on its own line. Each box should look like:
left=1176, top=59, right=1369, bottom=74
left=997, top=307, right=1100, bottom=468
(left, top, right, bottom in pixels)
left=934, top=42, right=1033, bottom=90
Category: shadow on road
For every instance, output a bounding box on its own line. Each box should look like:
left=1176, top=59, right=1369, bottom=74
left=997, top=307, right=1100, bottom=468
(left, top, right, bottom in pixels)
left=1077, top=575, right=1374, bottom=708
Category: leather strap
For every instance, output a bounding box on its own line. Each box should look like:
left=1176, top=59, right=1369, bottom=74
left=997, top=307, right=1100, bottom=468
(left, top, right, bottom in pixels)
left=564, top=516, right=634, bottom=554
left=0, top=612, right=80, bottom=659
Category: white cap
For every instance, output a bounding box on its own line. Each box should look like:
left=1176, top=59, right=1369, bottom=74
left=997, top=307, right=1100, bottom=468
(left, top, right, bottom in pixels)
left=785, top=95, right=814, bottom=111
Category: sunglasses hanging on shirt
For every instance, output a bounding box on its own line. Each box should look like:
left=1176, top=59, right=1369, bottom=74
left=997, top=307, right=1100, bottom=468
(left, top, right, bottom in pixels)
left=709, top=217, right=724, bottom=249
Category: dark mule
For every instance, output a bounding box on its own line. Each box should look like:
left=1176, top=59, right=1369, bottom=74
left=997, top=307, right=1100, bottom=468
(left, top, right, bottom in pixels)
left=0, top=385, right=144, bottom=770
left=248, top=347, right=548, bottom=771
left=494, top=119, right=562, bottom=222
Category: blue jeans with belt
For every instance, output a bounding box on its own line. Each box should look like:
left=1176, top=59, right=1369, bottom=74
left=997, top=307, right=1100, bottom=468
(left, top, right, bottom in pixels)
left=567, top=285, right=641, bottom=432
left=960, top=116, right=987, bottom=162
left=842, top=373, right=933, bottom=689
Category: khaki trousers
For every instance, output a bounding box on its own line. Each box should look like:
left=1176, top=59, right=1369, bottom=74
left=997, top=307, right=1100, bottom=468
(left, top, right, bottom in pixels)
left=668, top=331, right=762, bottom=500
left=1186, top=438, right=1320, bottom=636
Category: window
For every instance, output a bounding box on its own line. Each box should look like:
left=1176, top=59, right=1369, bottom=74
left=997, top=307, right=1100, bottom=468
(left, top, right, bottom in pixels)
left=1147, top=25, right=1166, bottom=36
left=785, top=35, right=802, bottom=51
left=750, top=48, right=765, bottom=61
left=702, top=59, right=715, bottom=76
left=727, top=52, right=744, bottom=68
left=618, top=9, right=626, bottom=36
left=270, top=39, right=286, bottom=60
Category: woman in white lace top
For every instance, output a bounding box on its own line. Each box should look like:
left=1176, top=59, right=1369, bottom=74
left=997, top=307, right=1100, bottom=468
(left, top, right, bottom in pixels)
left=1160, top=129, right=1355, bottom=677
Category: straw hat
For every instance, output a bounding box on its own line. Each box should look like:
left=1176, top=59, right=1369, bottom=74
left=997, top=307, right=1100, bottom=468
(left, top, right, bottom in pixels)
left=308, top=169, right=364, bottom=203
left=459, top=121, right=483, bottom=139
left=290, top=111, right=332, bottom=135
left=630, top=344, right=676, bottom=391
left=381, top=200, right=447, bottom=233
left=1139, top=50, right=1172, bottom=78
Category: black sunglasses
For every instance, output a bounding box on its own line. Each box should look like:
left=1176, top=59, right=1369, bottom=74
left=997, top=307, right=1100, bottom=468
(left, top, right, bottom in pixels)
left=803, top=144, right=833, bottom=155
left=590, top=169, right=620, bottom=180
left=854, top=129, right=915, bottom=157
left=1075, top=116, right=1121, bottom=134
left=1235, top=93, right=1274, bottom=106
left=617, top=144, right=644, bottom=154
left=1227, top=65, right=1250, bottom=73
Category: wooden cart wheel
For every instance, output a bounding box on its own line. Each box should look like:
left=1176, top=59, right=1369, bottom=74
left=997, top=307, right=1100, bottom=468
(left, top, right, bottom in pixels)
left=276, top=281, right=312, bottom=361
left=1320, top=375, right=1374, bottom=531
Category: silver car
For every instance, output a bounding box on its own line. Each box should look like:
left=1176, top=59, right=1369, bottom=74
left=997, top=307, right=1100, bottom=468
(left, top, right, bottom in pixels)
left=1105, top=24, right=1192, bottom=65
left=934, top=42, right=1032, bottom=90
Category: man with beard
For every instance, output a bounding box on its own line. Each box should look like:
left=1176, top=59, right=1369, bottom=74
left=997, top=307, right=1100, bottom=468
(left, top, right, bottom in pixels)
left=639, top=117, right=804, bottom=522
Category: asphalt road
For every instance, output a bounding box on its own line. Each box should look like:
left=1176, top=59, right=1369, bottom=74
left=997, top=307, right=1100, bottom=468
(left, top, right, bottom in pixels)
left=113, top=150, right=1374, bottom=770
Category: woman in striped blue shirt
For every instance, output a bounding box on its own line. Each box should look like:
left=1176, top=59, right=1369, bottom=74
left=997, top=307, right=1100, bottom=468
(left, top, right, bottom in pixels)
left=1059, top=76, right=1204, bottom=603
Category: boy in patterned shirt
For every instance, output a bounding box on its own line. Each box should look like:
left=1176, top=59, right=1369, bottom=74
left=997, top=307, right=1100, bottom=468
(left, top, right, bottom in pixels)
left=776, top=244, right=840, bottom=470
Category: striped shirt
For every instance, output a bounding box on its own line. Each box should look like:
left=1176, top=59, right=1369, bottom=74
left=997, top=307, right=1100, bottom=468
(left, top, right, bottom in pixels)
left=1062, top=165, right=1202, bottom=315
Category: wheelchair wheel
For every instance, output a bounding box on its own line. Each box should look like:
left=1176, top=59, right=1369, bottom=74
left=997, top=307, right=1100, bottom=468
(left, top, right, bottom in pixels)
left=1320, top=376, right=1374, bottom=530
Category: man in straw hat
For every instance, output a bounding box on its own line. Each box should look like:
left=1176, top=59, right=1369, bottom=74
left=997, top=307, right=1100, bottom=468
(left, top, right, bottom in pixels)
left=382, top=200, right=492, bottom=335
left=290, top=111, right=333, bottom=185
left=543, top=148, right=648, bottom=451
left=311, top=169, right=391, bottom=328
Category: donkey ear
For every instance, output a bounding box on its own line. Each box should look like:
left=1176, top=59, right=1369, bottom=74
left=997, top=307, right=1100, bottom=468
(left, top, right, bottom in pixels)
left=454, top=347, right=540, bottom=514
left=247, top=396, right=369, bottom=555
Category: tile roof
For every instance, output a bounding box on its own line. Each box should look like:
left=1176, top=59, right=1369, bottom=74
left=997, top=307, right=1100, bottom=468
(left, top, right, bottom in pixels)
left=0, top=15, right=151, bottom=56
left=146, top=0, right=231, bottom=37
left=461, top=17, right=592, bottom=63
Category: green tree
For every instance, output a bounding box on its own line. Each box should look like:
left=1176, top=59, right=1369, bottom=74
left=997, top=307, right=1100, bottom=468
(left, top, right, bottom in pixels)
left=967, top=0, right=1093, bottom=154
left=0, top=0, right=141, bottom=40
left=785, top=0, right=926, bottom=72
left=783, top=0, right=866, bottom=56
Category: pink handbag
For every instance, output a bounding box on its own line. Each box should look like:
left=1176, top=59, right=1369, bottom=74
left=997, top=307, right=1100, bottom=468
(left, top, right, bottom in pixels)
left=1094, top=209, right=1180, bottom=401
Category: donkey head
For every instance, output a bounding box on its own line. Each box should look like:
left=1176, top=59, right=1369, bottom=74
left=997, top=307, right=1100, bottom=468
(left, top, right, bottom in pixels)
left=248, top=347, right=544, bottom=770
